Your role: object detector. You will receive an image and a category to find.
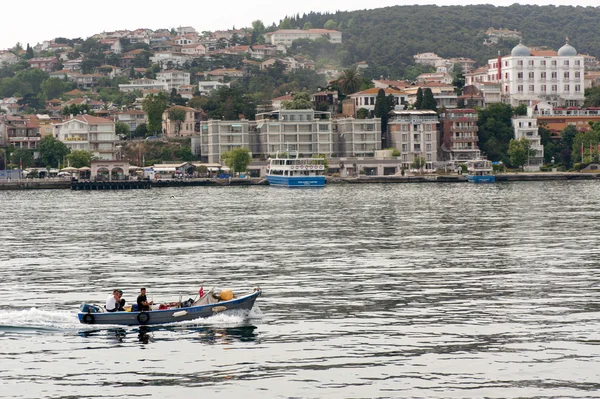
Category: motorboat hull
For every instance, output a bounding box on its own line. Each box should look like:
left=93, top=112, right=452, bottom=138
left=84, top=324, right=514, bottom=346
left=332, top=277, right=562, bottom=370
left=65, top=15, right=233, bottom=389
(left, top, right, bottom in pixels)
left=78, top=290, right=261, bottom=326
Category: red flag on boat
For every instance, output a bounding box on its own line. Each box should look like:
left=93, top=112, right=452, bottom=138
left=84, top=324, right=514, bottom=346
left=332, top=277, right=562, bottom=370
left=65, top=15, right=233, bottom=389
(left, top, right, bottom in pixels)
left=198, top=287, right=204, bottom=298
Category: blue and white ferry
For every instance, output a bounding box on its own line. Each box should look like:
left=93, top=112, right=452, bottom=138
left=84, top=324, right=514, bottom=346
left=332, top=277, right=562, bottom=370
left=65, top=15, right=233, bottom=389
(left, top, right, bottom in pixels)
left=466, top=159, right=496, bottom=183
left=266, top=153, right=326, bottom=188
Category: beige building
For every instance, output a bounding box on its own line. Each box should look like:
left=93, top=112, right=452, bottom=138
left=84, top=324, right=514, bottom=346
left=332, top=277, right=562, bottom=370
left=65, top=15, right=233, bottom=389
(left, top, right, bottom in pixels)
left=264, top=29, right=342, bottom=47
left=388, top=110, right=440, bottom=170
left=156, top=70, right=191, bottom=91
left=54, top=115, right=119, bottom=160
left=162, top=107, right=200, bottom=138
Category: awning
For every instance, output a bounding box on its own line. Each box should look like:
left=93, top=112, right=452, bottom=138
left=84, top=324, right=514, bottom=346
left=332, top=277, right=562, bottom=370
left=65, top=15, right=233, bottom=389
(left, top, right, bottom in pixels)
left=231, top=124, right=241, bottom=127
left=207, top=167, right=220, bottom=171
left=221, top=167, right=230, bottom=171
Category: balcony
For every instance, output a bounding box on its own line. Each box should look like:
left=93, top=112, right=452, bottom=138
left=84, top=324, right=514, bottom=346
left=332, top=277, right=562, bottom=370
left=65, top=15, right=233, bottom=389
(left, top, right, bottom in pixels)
left=451, top=136, right=479, bottom=142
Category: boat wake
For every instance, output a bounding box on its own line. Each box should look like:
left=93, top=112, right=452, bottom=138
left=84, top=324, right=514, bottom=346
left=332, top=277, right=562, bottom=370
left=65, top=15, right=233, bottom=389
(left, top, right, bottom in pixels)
left=0, top=305, right=264, bottom=333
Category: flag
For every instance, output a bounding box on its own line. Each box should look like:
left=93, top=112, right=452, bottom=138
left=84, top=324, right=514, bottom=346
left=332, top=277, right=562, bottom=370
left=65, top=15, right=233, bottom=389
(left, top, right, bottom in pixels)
left=198, top=287, right=204, bottom=298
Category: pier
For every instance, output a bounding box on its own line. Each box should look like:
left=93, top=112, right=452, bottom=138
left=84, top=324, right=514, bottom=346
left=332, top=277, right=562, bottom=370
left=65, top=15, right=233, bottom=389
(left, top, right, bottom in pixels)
left=71, top=180, right=152, bottom=190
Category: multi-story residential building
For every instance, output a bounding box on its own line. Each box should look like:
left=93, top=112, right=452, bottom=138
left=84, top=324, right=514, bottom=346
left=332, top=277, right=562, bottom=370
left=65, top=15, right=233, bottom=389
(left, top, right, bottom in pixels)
left=150, top=52, right=192, bottom=70
left=413, top=52, right=443, bottom=67
left=54, top=115, right=119, bottom=160
left=532, top=103, right=600, bottom=134
left=200, top=119, right=253, bottom=163
left=118, top=79, right=168, bottom=93
left=416, top=72, right=454, bottom=85
left=263, top=29, right=342, bottom=47
left=27, top=57, right=58, bottom=72
left=348, top=88, right=407, bottom=115
left=388, top=110, right=440, bottom=170
left=254, top=110, right=334, bottom=156
left=334, top=118, right=382, bottom=157
left=440, top=109, right=481, bottom=162
left=161, top=106, right=201, bottom=138
left=117, top=110, right=147, bottom=135
left=198, top=81, right=230, bottom=96
left=0, top=50, right=19, bottom=66
left=156, top=70, right=191, bottom=91
left=512, top=111, right=544, bottom=170
left=403, top=84, right=458, bottom=109
left=76, top=74, right=102, bottom=89
left=484, top=28, right=522, bottom=44
left=479, top=41, right=585, bottom=107
left=4, top=115, right=40, bottom=150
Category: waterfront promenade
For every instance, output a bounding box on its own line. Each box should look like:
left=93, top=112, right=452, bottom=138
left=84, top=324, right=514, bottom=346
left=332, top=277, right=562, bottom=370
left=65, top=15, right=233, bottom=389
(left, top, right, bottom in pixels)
left=0, top=172, right=598, bottom=190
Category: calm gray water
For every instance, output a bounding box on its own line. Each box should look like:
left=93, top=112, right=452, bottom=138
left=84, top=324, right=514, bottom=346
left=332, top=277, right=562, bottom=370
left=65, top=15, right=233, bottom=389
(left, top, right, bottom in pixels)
left=1, top=181, right=600, bottom=398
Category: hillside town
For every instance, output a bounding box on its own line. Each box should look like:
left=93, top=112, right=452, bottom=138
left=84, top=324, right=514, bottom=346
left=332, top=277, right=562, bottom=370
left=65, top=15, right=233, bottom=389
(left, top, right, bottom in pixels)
left=2, top=24, right=600, bottom=179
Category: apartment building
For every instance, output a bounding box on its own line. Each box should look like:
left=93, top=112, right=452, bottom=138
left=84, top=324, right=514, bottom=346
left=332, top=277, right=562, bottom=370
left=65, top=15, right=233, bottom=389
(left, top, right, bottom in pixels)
left=439, top=109, right=481, bottom=161
left=388, top=110, right=440, bottom=170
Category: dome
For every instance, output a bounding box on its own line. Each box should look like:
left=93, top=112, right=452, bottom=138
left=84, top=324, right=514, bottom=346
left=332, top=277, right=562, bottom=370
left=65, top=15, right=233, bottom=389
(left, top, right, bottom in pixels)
left=511, top=43, right=530, bottom=57
left=558, top=42, right=577, bottom=57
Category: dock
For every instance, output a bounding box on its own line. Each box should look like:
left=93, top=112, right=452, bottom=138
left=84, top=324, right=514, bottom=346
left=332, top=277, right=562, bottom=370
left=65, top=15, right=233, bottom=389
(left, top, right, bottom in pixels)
left=71, top=180, right=152, bottom=190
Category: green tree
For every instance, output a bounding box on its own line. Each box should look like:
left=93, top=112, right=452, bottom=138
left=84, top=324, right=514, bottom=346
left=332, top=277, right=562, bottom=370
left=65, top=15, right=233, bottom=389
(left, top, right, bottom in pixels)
left=279, top=18, right=293, bottom=29
left=25, top=44, right=34, bottom=60
left=39, top=136, right=70, bottom=168
left=303, top=22, right=313, bottom=30
left=251, top=20, right=266, bottom=35
left=374, top=89, right=394, bottom=136
left=66, top=150, right=94, bottom=168
left=411, top=156, right=426, bottom=172
left=167, top=106, right=188, bottom=135
left=508, top=137, right=532, bottom=169
left=324, top=19, right=337, bottom=30
left=356, top=108, right=369, bottom=119
left=414, top=88, right=423, bottom=109
left=175, top=146, right=194, bottom=161
left=115, top=122, right=130, bottom=139
left=477, top=103, right=516, bottom=163
left=142, top=92, right=169, bottom=135
left=11, top=148, right=34, bottom=169
left=421, top=88, right=437, bottom=111
left=222, top=147, right=252, bottom=173
left=584, top=86, right=600, bottom=107
left=281, top=92, right=313, bottom=109
left=134, top=123, right=148, bottom=138
left=336, top=67, right=361, bottom=95
left=572, top=129, right=600, bottom=164
left=188, top=96, right=209, bottom=110
left=41, top=77, right=67, bottom=100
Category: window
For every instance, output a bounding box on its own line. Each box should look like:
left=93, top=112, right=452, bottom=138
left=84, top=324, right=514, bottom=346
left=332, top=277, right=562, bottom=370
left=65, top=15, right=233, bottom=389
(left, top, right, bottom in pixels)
left=575, top=71, right=581, bottom=78
left=528, top=60, right=534, bottom=66
left=517, top=60, right=523, bottom=66
left=575, top=85, right=581, bottom=92
left=564, top=84, right=570, bottom=91
left=552, top=85, right=557, bottom=92
left=575, top=60, right=581, bottom=66
left=564, top=72, right=570, bottom=79
left=518, top=85, right=523, bottom=92
left=552, top=72, right=557, bottom=79
left=413, top=134, right=420, bottom=141
left=505, top=72, right=509, bottom=79
left=426, top=143, right=432, bottom=152
left=402, top=144, right=407, bottom=152
left=517, top=72, right=523, bottom=79
left=551, top=60, right=557, bottom=66
left=541, top=72, right=546, bottom=79
left=529, top=85, right=535, bottom=92
left=540, top=60, right=546, bottom=66
left=425, top=124, right=432, bottom=131
left=401, top=125, right=408, bottom=132
left=528, top=72, right=534, bottom=79
left=427, top=153, right=432, bottom=161
left=541, top=85, right=546, bottom=92
left=564, top=60, right=569, bottom=66
left=426, top=133, right=431, bottom=141
left=414, top=144, right=421, bottom=151
left=402, top=134, right=408, bottom=142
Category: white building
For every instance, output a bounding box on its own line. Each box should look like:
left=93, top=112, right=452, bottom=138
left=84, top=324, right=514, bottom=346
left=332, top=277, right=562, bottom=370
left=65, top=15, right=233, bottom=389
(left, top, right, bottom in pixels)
left=156, top=70, right=191, bottom=91
left=512, top=109, right=544, bottom=171
left=413, top=52, right=443, bottom=67
left=483, top=41, right=585, bottom=107
left=388, top=110, right=440, bottom=170
left=198, top=81, right=230, bottom=96
left=264, top=29, right=342, bottom=47
left=119, top=79, right=168, bottom=93
left=54, top=115, right=119, bottom=160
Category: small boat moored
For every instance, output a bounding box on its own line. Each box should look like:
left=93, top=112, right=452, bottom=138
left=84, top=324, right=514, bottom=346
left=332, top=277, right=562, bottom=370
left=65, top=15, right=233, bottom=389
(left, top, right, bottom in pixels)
left=466, top=159, right=496, bottom=183
left=78, top=288, right=261, bottom=326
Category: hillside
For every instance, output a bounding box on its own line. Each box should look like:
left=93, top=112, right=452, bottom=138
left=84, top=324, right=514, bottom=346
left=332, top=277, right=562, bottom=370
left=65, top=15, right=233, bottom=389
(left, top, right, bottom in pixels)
left=287, top=4, right=600, bottom=78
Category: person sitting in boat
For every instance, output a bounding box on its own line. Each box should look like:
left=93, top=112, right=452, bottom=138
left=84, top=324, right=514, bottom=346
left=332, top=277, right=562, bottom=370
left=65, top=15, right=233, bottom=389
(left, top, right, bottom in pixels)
left=105, top=289, right=125, bottom=312
left=137, top=287, right=153, bottom=311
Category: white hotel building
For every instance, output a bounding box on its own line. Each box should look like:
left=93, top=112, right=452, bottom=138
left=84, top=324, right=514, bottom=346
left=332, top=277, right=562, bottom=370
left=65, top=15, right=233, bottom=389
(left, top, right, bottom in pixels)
left=466, top=41, right=585, bottom=107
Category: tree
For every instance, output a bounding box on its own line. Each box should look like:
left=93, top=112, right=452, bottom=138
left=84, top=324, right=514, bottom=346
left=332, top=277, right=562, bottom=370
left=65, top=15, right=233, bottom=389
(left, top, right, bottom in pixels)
left=167, top=106, right=188, bottom=136
left=356, top=108, right=369, bottom=119
left=188, top=96, right=208, bottom=110
left=374, top=89, right=394, bottom=137
left=324, top=19, right=338, bottom=30
left=508, top=137, right=533, bottom=170
left=303, top=22, right=313, bottom=30
left=411, top=156, right=426, bottom=172
left=25, top=44, right=34, bottom=60
left=175, top=146, right=194, bottom=161
left=414, top=88, right=423, bottom=109
left=337, top=68, right=361, bottom=95
left=66, top=150, right=94, bottom=168
left=142, top=92, right=168, bottom=135
left=572, top=129, right=600, bottom=164
left=41, top=77, right=67, bottom=100
left=39, top=136, right=70, bottom=168
left=11, top=148, right=34, bottom=169
left=477, top=103, right=516, bottom=163
left=222, top=147, right=251, bottom=173
left=251, top=20, right=266, bottom=35
left=115, top=122, right=130, bottom=139
left=584, top=86, right=600, bottom=107
left=421, top=88, right=437, bottom=111
left=281, top=92, right=313, bottom=109
left=134, top=123, right=148, bottom=138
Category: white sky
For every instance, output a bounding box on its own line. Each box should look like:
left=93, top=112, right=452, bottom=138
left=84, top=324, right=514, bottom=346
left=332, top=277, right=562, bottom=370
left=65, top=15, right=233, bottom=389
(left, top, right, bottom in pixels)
left=1, top=0, right=598, bottom=50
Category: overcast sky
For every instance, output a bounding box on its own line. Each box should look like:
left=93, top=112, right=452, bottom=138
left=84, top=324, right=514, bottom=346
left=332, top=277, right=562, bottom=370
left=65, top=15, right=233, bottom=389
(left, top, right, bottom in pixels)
left=1, top=0, right=598, bottom=50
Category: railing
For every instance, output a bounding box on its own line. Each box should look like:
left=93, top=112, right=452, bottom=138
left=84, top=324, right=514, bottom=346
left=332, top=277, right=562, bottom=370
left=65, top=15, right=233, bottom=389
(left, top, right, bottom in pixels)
left=451, top=136, right=479, bottom=142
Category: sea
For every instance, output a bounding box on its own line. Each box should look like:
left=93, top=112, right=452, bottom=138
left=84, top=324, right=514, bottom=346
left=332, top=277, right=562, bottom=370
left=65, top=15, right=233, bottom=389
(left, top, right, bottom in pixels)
left=0, top=181, right=599, bottom=399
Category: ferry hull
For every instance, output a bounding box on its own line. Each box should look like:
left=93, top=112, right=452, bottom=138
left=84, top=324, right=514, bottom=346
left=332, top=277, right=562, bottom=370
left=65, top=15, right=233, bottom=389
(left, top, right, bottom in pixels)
left=467, top=175, right=496, bottom=183
left=266, top=175, right=326, bottom=187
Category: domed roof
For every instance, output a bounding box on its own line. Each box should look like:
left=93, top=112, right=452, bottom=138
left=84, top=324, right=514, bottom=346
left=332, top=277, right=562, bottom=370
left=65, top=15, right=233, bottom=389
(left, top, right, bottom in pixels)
left=558, top=42, right=577, bottom=57
left=511, top=43, right=530, bottom=57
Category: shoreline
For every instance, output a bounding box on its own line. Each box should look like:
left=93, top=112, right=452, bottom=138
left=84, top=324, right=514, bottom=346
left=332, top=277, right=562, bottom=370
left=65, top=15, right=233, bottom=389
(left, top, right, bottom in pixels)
left=0, top=172, right=598, bottom=191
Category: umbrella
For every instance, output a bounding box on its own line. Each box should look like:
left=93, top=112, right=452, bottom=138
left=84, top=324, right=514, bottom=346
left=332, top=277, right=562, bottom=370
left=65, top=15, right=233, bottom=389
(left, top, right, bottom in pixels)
left=78, top=166, right=91, bottom=171
left=61, top=167, right=78, bottom=172
left=57, top=172, right=71, bottom=177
